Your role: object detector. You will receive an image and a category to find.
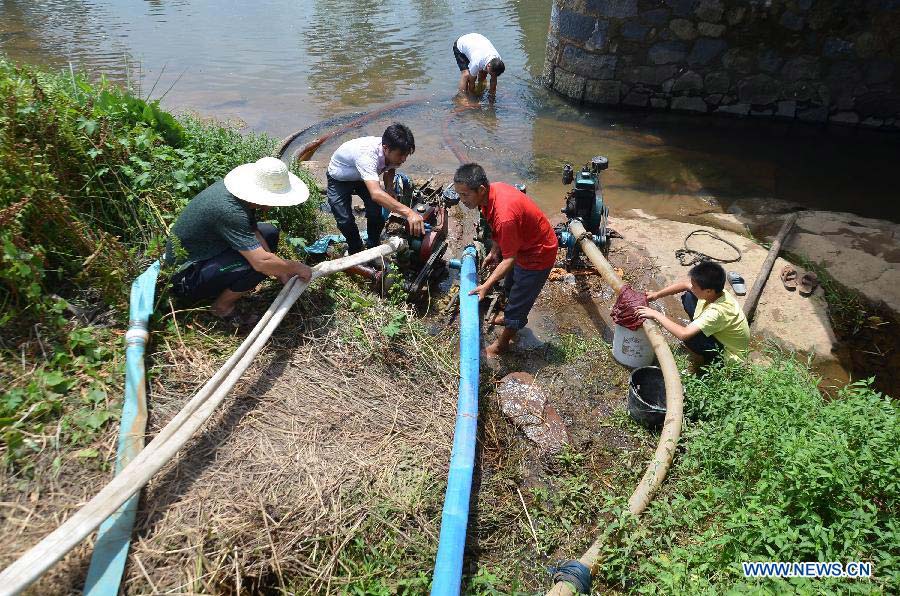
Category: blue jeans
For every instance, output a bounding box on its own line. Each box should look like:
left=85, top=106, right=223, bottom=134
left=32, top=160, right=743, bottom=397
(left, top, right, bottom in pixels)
left=502, top=264, right=553, bottom=331
left=171, top=223, right=278, bottom=302
left=326, top=175, right=385, bottom=254
left=681, top=292, right=723, bottom=364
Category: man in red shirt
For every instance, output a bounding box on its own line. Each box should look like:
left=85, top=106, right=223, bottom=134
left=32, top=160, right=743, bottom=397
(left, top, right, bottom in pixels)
left=453, top=163, right=558, bottom=357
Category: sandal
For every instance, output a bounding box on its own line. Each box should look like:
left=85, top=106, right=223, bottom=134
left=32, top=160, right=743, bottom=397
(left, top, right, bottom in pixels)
left=780, top=265, right=798, bottom=291
left=798, top=271, right=819, bottom=297
left=727, top=271, right=747, bottom=296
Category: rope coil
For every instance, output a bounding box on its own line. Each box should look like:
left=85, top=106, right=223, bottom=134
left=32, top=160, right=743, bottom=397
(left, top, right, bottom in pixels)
left=675, top=229, right=742, bottom=267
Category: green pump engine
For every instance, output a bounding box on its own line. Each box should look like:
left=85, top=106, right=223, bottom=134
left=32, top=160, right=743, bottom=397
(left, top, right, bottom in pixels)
left=556, top=155, right=611, bottom=269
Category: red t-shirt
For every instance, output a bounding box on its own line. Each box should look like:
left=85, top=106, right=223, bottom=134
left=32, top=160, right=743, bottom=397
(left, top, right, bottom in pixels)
left=481, top=183, right=558, bottom=270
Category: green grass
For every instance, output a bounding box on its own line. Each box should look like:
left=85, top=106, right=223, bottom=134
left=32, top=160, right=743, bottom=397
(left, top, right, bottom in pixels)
left=0, top=56, right=321, bottom=463
left=594, top=351, right=899, bottom=594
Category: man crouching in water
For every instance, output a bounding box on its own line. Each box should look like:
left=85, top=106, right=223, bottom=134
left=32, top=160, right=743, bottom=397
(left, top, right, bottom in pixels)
left=453, top=163, right=558, bottom=358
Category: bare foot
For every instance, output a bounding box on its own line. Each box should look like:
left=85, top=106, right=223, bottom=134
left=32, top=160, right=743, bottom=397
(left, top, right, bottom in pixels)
left=484, top=341, right=507, bottom=359
left=211, top=305, right=236, bottom=318
left=489, top=312, right=505, bottom=326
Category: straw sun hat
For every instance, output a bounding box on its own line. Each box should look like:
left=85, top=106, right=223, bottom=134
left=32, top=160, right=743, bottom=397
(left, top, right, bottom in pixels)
left=224, top=157, right=309, bottom=207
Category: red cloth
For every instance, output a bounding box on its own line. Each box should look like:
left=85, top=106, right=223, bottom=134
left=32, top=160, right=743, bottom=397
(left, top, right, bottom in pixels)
left=480, top=182, right=558, bottom=270
left=611, top=284, right=649, bottom=330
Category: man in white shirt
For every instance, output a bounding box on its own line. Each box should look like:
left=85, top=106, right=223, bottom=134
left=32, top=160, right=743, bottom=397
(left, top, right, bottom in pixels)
left=325, top=123, right=425, bottom=254
left=453, top=33, right=505, bottom=102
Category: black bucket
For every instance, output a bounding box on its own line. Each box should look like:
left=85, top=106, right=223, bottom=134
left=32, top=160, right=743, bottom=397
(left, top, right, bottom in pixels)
left=628, top=366, right=667, bottom=428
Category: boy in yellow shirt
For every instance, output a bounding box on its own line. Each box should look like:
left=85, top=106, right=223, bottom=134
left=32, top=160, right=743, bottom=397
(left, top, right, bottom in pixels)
left=636, top=261, right=750, bottom=365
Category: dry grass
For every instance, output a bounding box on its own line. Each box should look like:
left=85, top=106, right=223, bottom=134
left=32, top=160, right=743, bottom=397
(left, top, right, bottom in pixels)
left=122, top=279, right=456, bottom=594
left=1, top=276, right=457, bottom=595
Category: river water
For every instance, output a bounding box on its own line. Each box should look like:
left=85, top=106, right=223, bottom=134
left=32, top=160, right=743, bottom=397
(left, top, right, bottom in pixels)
left=4, top=0, right=900, bottom=224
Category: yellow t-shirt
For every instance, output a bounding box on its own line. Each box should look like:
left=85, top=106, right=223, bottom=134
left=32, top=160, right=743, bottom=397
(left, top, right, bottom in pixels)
left=693, top=291, right=750, bottom=363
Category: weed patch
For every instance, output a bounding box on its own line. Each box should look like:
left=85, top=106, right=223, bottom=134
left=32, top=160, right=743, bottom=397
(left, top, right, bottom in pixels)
left=594, top=351, right=899, bottom=594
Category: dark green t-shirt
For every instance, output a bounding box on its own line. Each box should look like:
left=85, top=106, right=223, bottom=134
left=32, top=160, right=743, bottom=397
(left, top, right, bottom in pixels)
left=166, top=180, right=260, bottom=267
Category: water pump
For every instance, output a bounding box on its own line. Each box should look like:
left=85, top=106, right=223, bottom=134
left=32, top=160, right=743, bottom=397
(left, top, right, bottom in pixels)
left=556, top=156, right=611, bottom=269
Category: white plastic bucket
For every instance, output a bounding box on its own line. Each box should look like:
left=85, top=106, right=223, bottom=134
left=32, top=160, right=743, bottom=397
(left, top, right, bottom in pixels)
left=612, top=324, right=655, bottom=368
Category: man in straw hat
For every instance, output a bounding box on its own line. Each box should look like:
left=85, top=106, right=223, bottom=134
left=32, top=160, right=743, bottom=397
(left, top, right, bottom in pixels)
left=166, top=157, right=312, bottom=325
left=326, top=123, right=424, bottom=257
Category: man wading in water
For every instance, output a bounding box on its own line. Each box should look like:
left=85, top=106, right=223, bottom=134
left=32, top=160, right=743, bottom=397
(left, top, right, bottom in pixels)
left=452, top=32, right=505, bottom=103
left=453, top=163, right=558, bottom=358
left=166, top=157, right=312, bottom=327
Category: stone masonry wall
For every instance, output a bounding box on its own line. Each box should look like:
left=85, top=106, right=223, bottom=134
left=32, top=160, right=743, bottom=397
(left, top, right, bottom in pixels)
left=543, top=0, right=900, bottom=129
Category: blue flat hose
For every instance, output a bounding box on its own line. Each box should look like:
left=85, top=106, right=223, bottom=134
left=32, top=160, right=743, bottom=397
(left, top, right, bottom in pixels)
left=83, top=261, right=160, bottom=595
left=431, top=246, right=480, bottom=595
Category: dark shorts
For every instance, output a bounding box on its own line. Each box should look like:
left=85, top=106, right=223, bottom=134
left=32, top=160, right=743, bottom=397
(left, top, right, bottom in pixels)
left=502, top=264, right=553, bottom=331
left=170, top=222, right=279, bottom=303
left=326, top=175, right=386, bottom=255
left=453, top=40, right=470, bottom=72
left=681, top=292, right=723, bottom=364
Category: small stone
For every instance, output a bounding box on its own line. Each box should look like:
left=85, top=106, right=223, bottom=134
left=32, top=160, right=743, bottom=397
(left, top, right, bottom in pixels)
left=671, top=96, right=708, bottom=112
left=722, top=48, right=755, bottom=73
left=785, top=81, right=816, bottom=101
left=697, top=22, right=726, bottom=37
left=865, top=59, right=894, bottom=85
left=665, top=0, right=694, bottom=18
left=688, top=38, right=727, bottom=65
left=704, top=93, right=724, bottom=105
left=776, top=100, right=797, bottom=118
left=584, top=79, right=622, bottom=104
left=558, top=10, right=598, bottom=40
left=782, top=55, right=820, bottom=81
left=552, top=69, right=587, bottom=101
left=586, top=19, right=611, bottom=51
left=623, top=91, right=650, bottom=107
left=672, top=70, right=703, bottom=92
left=737, top=74, right=781, bottom=105
left=797, top=106, right=828, bottom=123
left=716, top=103, right=750, bottom=115
left=621, top=20, right=650, bottom=41
left=705, top=71, right=730, bottom=94
left=855, top=32, right=876, bottom=58
left=563, top=273, right=577, bottom=286
left=669, top=18, right=696, bottom=40
left=830, top=112, right=860, bottom=125
left=561, top=46, right=618, bottom=78
left=586, top=0, right=638, bottom=19
left=641, top=8, right=671, bottom=26
left=861, top=117, right=884, bottom=127
left=758, top=49, right=783, bottom=73
left=648, top=41, right=687, bottom=64
left=726, top=6, right=746, bottom=25
left=823, top=37, right=854, bottom=58
left=695, top=0, right=724, bottom=22
left=650, top=97, right=670, bottom=108
left=780, top=10, right=804, bottom=31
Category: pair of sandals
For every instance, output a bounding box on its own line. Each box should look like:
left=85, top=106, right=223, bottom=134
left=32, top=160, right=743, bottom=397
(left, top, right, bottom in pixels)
left=781, top=265, right=819, bottom=297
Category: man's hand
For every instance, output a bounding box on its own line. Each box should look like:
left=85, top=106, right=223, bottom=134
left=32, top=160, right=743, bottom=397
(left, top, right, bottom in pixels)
left=646, top=291, right=659, bottom=302
left=405, top=209, right=425, bottom=237
left=469, top=283, right=490, bottom=301
left=482, top=251, right=499, bottom=271
left=278, top=261, right=312, bottom=284
left=635, top=306, right=660, bottom=321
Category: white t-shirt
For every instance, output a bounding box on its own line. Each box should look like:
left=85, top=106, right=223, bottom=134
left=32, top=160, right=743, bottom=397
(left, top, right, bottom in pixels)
left=327, top=136, right=387, bottom=182
left=456, top=33, right=500, bottom=77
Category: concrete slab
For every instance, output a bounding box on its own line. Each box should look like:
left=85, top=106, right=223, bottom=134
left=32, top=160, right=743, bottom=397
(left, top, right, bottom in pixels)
left=612, top=214, right=843, bottom=378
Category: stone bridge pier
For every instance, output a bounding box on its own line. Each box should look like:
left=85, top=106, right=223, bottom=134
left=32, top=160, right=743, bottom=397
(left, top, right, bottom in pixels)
left=543, top=0, right=900, bottom=129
